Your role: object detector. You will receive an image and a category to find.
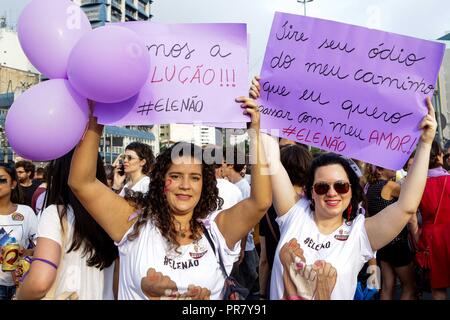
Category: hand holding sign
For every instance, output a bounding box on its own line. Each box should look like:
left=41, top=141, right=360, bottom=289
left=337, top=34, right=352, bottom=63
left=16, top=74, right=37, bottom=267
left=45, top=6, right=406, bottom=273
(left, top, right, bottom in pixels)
left=419, top=97, right=437, bottom=145
left=258, top=12, right=445, bottom=169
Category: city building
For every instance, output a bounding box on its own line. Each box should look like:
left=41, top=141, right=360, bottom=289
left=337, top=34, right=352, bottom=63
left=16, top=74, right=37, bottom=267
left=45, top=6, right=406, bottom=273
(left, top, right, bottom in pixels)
left=0, top=19, right=40, bottom=161
left=436, top=32, right=450, bottom=146
left=159, top=124, right=217, bottom=148
left=0, top=13, right=157, bottom=163
left=73, top=0, right=153, bottom=28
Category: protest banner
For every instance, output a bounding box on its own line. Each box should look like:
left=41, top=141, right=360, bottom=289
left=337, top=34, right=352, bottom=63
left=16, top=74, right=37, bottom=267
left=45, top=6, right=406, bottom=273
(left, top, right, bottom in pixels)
left=95, top=22, right=249, bottom=125
left=258, top=12, right=445, bottom=170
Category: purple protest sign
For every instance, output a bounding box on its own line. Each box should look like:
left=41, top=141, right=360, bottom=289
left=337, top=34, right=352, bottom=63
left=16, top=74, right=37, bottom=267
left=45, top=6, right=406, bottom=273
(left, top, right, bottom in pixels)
left=258, top=12, right=445, bottom=170
left=95, top=22, right=248, bottom=125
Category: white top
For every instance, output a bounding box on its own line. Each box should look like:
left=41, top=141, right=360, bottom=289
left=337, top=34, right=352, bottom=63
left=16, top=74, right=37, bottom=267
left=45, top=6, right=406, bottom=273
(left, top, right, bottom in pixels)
left=38, top=205, right=115, bottom=300
left=35, top=191, right=46, bottom=221
left=0, top=205, right=37, bottom=286
left=117, top=211, right=240, bottom=300
left=216, top=178, right=243, bottom=210
left=270, top=198, right=375, bottom=300
left=234, top=178, right=251, bottom=199
left=119, top=176, right=150, bottom=197
left=233, top=178, right=255, bottom=251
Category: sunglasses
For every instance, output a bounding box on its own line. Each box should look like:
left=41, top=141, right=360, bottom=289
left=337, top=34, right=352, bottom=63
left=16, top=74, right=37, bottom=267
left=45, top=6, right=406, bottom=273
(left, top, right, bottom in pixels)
left=122, top=155, right=138, bottom=161
left=313, top=181, right=351, bottom=195
left=0, top=178, right=8, bottom=184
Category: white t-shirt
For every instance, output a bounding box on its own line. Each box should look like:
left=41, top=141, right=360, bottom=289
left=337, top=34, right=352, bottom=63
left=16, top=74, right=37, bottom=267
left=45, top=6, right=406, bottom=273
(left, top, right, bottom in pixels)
left=234, top=178, right=251, bottom=199
left=38, top=205, right=115, bottom=300
left=270, top=198, right=375, bottom=300
left=119, top=176, right=150, bottom=197
left=216, top=178, right=243, bottom=210
left=0, top=205, right=37, bottom=286
left=117, top=212, right=240, bottom=300
left=233, top=178, right=255, bottom=251
left=35, top=191, right=46, bottom=221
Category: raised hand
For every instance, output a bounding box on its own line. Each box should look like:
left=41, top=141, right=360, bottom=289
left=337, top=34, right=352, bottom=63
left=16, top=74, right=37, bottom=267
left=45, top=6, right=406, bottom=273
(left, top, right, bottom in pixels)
left=249, top=76, right=261, bottom=99
left=235, top=96, right=260, bottom=131
left=419, top=97, right=437, bottom=145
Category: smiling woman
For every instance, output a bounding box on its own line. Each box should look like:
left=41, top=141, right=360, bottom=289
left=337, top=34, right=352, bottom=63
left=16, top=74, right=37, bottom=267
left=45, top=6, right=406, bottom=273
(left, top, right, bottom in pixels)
left=248, top=75, right=437, bottom=300
left=68, top=95, right=271, bottom=300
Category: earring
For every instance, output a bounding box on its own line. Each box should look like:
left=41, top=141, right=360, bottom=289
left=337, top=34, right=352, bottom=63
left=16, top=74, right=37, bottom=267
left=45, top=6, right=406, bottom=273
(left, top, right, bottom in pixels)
left=347, top=204, right=353, bottom=221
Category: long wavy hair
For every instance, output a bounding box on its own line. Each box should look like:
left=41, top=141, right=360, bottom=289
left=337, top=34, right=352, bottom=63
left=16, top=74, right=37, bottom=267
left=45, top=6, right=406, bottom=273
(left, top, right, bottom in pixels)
left=44, top=149, right=118, bottom=269
left=127, top=142, right=223, bottom=252
left=305, top=153, right=366, bottom=221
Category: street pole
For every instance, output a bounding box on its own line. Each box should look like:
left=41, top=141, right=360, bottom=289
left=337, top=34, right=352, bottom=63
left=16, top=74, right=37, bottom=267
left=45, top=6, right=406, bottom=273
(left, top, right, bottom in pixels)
left=297, top=0, right=314, bottom=16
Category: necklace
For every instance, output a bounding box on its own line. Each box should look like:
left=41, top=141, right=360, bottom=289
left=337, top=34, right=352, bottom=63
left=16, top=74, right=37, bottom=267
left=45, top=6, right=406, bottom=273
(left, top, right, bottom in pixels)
left=175, top=221, right=190, bottom=238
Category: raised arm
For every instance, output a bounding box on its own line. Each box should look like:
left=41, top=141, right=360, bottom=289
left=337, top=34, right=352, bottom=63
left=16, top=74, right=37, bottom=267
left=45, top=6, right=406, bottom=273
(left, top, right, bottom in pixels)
left=250, top=76, right=299, bottom=216
left=215, top=96, right=272, bottom=249
left=68, top=105, right=136, bottom=242
left=365, top=98, right=436, bottom=251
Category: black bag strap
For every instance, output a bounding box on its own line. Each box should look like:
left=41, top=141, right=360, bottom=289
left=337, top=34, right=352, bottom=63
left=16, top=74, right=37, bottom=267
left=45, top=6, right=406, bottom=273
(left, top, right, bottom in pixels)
left=265, top=211, right=279, bottom=242
left=201, top=225, right=229, bottom=277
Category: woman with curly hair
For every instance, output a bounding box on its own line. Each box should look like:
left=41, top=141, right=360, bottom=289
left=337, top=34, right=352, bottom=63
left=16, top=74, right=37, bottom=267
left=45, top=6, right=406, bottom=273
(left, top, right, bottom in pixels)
left=248, top=76, right=437, bottom=300
left=68, top=97, right=271, bottom=300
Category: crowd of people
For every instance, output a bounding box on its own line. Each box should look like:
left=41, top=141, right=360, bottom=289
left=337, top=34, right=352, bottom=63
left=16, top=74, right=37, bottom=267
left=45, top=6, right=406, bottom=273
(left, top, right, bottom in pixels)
left=0, top=78, right=448, bottom=300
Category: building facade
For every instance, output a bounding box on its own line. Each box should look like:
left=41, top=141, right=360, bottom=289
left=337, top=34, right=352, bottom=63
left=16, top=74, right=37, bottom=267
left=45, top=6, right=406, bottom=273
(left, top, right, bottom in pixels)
left=73, top=0, right=153, bottom=28
left=159, top=124, right=217, bottom=147
left=436, top=33, right=450, bottom=147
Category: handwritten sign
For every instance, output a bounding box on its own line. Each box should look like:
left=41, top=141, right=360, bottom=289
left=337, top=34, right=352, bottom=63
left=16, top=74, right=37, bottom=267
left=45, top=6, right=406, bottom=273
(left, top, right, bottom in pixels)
left=258, top=12, right=445, bottom=170
left=95, top=22, right=248, bottom=125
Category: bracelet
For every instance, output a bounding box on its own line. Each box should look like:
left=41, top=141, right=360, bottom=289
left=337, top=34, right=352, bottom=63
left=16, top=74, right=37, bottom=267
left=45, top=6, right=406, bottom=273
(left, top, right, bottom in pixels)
left=30, top=257, right=58, bottom=270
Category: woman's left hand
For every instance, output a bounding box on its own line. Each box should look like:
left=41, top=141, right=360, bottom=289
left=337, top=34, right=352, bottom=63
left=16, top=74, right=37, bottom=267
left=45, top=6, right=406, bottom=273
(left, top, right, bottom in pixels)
left=236, top=96, right=260, bottom=131
left=419, top=97, right=437, bottom=145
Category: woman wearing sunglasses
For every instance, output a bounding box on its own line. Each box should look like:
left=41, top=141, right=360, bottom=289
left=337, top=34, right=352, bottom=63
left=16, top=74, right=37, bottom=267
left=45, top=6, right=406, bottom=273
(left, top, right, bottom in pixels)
left=0, top=164, right=37, bottom=300
left=249, top=76, right=437, bottom=300
left=111, top=142, right=155, bottom=197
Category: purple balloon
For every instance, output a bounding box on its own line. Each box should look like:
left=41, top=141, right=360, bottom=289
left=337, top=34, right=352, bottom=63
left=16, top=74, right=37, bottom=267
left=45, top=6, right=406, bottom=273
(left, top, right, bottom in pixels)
left=17, top=0, right=91, bottom=79
left=5, top=80, right=89, bottom=161
left=67, top=25, right=150, bottom=103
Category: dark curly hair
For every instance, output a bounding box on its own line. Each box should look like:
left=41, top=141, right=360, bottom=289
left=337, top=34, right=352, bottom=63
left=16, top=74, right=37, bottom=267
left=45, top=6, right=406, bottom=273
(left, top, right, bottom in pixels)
left=127, top=142, right=223, bottom=252
left=305, top=153, right=366, bottom=221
